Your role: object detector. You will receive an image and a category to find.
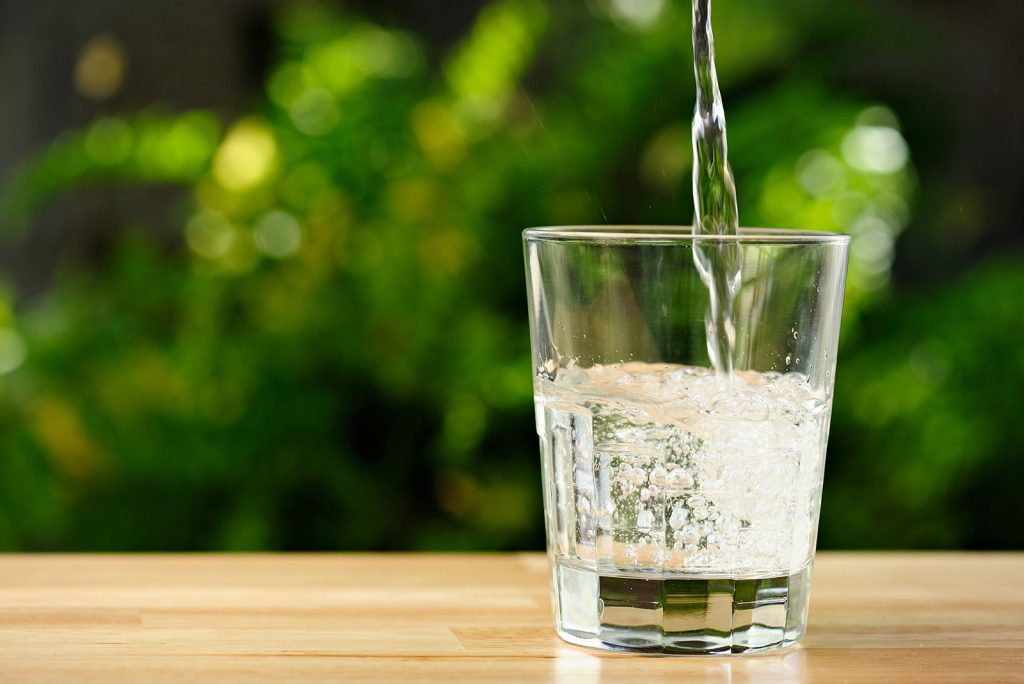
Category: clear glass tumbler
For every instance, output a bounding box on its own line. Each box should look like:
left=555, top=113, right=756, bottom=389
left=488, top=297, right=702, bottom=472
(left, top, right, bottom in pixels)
left=523, top=227, right=850, bottom=654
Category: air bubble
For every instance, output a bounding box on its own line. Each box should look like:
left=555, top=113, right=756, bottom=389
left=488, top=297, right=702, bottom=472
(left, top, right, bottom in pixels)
left=669, top=507, right=688, bottom=530
left=668, top=469, right=694, bottom=490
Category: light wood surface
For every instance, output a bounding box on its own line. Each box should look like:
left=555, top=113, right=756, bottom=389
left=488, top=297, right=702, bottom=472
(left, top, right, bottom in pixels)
left=0, top=553, right=1022, bottom=682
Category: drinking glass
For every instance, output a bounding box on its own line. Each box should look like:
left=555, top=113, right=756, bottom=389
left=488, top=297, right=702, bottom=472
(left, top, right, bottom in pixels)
left=523, top=227, right=850, bottom=654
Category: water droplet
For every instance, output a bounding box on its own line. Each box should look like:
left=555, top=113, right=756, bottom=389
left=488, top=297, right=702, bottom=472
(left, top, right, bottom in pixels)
left=669, top=507, right=688, bottom=530
left=649, top=465, right=668, bottom=487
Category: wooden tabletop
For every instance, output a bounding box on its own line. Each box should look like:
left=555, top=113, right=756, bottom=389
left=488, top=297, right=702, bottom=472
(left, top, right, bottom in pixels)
left=0, top=553, right=1021, bottom=682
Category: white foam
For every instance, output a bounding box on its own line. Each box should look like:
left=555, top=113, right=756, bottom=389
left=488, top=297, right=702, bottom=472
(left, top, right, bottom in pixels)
left=539, top=363, right=830, bottom=576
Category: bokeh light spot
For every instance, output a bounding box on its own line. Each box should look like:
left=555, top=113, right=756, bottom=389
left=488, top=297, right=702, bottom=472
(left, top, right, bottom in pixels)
left=85, top=118, right=133, bottom=166
left=0, top=328, right=27, bottom=375
left=267, top=63, right=307, bottom=109
left=842, top=125, right=909, bottom=174
left=857, top=105, right=902, bottom=129
left=796, top=150, right=843, bottom=196
left=856, top=223, right=895, bottom=265
left=289, top=88, right=340, bottom=136
left=413, top=101, right=467, bottom=169
left=254, top=211, right=303, bottom=259
left=358, top=30, right=421, bottom=77
left=608, top=0, right=665, bottom=29
left=309, top=38, right=367, bottom=94
left=74, top=34, right=127, bottom=100
left=849, top=212, right=897, bottom=288
left=186, top=209, right=236, bottom=259
left=136, top=114, right=219, bottom=178
left=212, top=119, right=278, bottom=191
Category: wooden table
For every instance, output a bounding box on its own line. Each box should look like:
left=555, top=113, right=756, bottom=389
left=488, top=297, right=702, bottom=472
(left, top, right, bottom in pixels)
left=0, top=553, right=1021, bottom=682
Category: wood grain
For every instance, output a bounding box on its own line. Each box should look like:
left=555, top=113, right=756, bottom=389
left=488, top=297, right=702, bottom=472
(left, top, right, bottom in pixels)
left=0, top=553, right=1021, bottom=682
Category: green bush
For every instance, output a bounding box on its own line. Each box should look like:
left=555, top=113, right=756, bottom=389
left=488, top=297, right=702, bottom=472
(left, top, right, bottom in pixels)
left=0, top=0, right=1019, bottom=550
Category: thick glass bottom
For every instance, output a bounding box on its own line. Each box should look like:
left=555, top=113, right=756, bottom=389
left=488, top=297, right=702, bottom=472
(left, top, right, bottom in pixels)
left=554, top=557, right=812, bottom=655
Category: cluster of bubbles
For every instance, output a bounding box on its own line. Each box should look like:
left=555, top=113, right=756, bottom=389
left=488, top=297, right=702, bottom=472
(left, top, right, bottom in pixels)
left=544, top=363, right=828, bottom=575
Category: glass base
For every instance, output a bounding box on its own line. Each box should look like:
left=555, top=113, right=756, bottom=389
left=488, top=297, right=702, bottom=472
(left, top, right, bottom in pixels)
left=553, top=558, right=812, bottom=655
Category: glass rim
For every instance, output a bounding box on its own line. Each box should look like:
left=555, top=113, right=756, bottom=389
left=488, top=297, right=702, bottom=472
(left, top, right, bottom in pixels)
left=523, top=226, right=851, bottom=245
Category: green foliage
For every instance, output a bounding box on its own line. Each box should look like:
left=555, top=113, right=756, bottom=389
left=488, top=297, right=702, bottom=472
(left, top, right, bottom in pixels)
left=0, top=113, right=220, bottom=229
left=0, top=0, right=1019, bottom=550
left=825, top=259, right=1024, bottom=549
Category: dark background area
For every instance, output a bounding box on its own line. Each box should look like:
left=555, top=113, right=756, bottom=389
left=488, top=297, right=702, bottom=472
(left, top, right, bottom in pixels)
left=0, top=0, right=1020, bottom=551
